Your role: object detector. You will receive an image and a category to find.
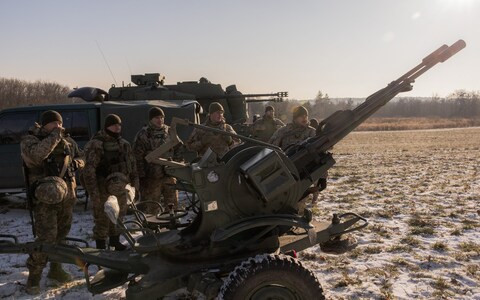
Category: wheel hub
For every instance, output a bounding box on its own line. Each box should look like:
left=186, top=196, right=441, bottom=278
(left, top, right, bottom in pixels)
left=248, top=283, right=299, bottom=300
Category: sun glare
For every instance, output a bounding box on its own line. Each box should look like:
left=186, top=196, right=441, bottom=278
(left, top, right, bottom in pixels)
left=411, top=12, right=421, bottom=20
left=440, top=0, right=475, bottom=9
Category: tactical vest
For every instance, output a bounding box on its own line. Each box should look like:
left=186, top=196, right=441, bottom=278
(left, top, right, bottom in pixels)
left=253, top=117, right=279, bottom=142
left=200, top=121, right=233, bottom=156
left=95, top=136, right=133, bottom=178
left=38, top=136, right=75, bottom=181
left=146, top=126, right=168, bottom=149
left=147, top=126, right=175, bottom=159
left=279, top=124, right=315, bottom=149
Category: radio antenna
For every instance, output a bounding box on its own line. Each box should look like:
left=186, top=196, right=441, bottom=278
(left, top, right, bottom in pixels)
left=126, top=58, right=133, bottom=76
left=95, top=40, right=117, bottom=86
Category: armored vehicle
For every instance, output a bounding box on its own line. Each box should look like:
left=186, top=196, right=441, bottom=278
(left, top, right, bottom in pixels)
left=0, top=40, right=465, bottom=299
left=70, top=73, right=287, bottom=131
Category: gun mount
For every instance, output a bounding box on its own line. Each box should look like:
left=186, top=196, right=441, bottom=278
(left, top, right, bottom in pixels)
left=1, top=40, right=465, bottom=299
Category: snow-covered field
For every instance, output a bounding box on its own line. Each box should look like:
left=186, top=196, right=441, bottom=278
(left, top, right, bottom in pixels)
left=303, top=127, right=480, bottom=299
left=1, top=127, right=479, bottom=299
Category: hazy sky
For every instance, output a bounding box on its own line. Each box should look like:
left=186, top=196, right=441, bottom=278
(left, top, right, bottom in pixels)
left=0, top=0, right=477, bottom=99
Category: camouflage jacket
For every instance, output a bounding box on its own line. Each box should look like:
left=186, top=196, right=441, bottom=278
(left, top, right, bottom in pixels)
left=133, top=122, right=179, bottom=178
left=251, top=115, right=285, bottom=142
left=83, top=130, right=139, bottom=197
left=185, top=118, right=240, bottom=157
left=21, top=123, right=84, bottom=186
left=269, top=122, right=316, bottom=149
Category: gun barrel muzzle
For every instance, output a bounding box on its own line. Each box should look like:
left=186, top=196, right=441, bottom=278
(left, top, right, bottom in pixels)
left=439, top=39, right=466, bottom=62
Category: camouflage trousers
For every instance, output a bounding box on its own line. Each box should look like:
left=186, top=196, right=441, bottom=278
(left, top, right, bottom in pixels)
left=26, top=185, right=76, bottom=276
left=139, top=176, right=178, bottom=214
left=92, top=181, right=128, bottom=240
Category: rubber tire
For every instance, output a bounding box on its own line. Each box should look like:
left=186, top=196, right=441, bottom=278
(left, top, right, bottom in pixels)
left=219, top=254, right=324, bottom=300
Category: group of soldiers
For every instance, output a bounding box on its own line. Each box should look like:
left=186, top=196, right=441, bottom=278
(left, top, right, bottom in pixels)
left=20, top=102, right=320, bottom=294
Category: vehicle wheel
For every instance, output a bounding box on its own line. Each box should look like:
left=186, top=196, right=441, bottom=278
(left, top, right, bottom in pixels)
left=218, top=254, right=324, bottom=300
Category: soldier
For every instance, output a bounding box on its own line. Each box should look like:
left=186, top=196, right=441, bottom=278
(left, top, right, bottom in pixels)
left=133, top=107, right=179, bottom=214
left=269, top=106, right=322, bottom=206
left=269, top=105, right=316, bottom=149
left=83, top=114, right=139, bottom=251
left=250, top=105, right=285, bottom=142
left=21, top=110, right=84, bottom=295
left=186, top=102, right=240, bottom=158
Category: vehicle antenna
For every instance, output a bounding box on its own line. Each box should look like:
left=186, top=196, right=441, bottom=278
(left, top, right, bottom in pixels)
left=95, top=40, right=117, bottom=86
left=126, top=58, right=133, bottom=76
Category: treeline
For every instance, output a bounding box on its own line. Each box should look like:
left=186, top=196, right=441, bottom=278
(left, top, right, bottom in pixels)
left=2, top=77, right=480, bottom=122
left=250, top=90, right=480, bottom=122
left=374, top=91, right=480, bottom=118
left=0, top=77, right=71, bottom=110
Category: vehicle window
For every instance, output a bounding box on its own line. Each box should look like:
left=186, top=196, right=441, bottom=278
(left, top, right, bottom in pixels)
left=0, top=112, right=37, bottom=144
left=61, top=111, right=90, bottom=140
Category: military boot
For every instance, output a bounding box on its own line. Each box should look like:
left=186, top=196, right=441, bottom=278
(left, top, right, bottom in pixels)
left=109, top=235, right=127, bottom=251
left=96, top=239, right=107, bottom=249
left=26, top=272, right=41, bottom=295
left=47, top=262, right=72, bottom=283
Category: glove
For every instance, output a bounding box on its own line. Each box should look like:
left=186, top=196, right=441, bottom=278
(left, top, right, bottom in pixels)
left=52, top=126, right=66, bottom=136
left=72, top=158, right=84, bottom=171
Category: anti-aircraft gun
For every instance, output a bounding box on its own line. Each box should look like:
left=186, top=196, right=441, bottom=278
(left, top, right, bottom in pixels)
left=0, top=40, right=465, bottom=299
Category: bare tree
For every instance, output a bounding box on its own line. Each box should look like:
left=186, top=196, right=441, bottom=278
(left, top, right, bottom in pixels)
left=0, top=78, right=71, bottom=110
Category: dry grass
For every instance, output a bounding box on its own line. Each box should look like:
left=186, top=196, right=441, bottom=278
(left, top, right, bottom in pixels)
left=357, top=117, right=480, bottom=131
left=432, top=241, right=449, bottom=252
left=431, top=276, right=451, bottom=298
left=334, top=271, right=362, bottom=288
left=458, top=242, right=480, bottom=254
left=307, top=127, right=480, bottom=299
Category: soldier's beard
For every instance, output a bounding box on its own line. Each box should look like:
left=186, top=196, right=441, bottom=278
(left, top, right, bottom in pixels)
left=105, top=129, right=121, bottom=139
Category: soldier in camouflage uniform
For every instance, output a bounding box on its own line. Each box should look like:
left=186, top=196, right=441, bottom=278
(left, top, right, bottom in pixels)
left=250, top=105, right=285, bottom=142
left=83, top=114, right=139, bottom=251
left=133, top=107, right=179, bottom=214
left=21, top=110, right=84, bottom=295
left=269, top=106, right=316, bottom=149
left=269, top=106, right=324, bottom=206
left=186, top=102, right=240, bottom=158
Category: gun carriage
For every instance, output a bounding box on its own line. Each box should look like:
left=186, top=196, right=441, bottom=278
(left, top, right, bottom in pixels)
left=0, top=40, right=465, bottom=299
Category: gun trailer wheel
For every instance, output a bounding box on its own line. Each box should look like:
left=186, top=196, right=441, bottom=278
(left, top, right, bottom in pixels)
left=219, top=254, right=324, bottom=300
